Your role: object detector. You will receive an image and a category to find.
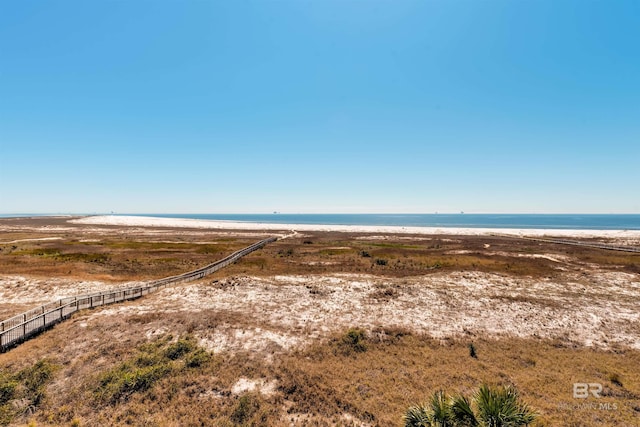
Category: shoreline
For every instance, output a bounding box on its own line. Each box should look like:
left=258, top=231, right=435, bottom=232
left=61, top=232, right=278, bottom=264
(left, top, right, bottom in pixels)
left=70, top=215, right=640, bottom=239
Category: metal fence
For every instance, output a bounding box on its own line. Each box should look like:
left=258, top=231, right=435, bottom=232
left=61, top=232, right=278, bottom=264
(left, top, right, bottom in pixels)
left=0, top=237, right=277, bottom=352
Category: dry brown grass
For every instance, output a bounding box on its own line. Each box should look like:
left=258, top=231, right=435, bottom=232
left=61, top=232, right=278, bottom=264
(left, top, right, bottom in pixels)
left=1, top=325, right=639, bottom=426
left=1, top=217, right=639, bottom=426
left=3, top=218, right=639, bottom=283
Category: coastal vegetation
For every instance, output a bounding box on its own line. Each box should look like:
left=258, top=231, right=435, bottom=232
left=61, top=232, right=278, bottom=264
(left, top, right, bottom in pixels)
left=403, top=385, right=536, bottom=427
left=1, top=217, right=639, bottom=425
left=7, top=229, right=640, bottom=283
left=2, top=329, right=639, bottom=426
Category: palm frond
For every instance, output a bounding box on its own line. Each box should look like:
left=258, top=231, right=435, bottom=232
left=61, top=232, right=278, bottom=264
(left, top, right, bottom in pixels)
left=429, top=390, right=454, bottom=427
left=474, top=384, right=537, bottom=427
left=404, top=404, right=431, bottom=427
left=450, top=394, right=478, bottom=427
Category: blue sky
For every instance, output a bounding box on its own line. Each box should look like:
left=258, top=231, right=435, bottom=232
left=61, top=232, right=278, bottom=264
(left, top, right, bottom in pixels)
left=1, top=0, right=638, bottom=214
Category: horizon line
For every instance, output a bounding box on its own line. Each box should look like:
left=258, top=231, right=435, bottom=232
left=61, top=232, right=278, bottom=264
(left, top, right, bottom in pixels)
left=2, top=212, right=640, bottom=216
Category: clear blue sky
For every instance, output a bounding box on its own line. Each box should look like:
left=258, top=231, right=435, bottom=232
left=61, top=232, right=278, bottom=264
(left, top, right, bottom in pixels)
left=1, top=0, right=638, bottom=214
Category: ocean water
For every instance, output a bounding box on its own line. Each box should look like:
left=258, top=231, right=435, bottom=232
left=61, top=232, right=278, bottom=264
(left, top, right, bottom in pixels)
left=129, top=214, right=640, bottom=230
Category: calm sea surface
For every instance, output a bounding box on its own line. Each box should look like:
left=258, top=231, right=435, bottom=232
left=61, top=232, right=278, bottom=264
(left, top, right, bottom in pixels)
left=2, top=214, right=640, bottom=230
left=132, top=214, right=640, bottom=230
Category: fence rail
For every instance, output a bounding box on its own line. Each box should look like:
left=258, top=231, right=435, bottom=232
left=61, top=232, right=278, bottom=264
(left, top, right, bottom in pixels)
left=1, top=237, right=277, bottom=352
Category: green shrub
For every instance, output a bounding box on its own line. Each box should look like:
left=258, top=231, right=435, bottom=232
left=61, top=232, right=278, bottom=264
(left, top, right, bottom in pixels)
left=0, top=405, right=14, bottom=427
left=404, top=385, right=536, bottom=427
left=18, top=359, right=57, bottom=406
left=97, top=363, right=171, bottom=404
left=95, top=335, right=207, bottom=404
left=339, top=328, right=367, bottom=354
left=231, top=394, right=260, bottom=424
left=165, top=337, right=196, bottom=360
left=0, top=360, right=58, bottom=426
left=469, top=343, right=477, bottom=359
left=185, top=349, right=212, bottom=368
left=0, top=376, right=17, bottom=406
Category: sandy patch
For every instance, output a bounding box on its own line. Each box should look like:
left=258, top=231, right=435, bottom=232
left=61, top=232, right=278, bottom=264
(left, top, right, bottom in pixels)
left=231, top=378, right=278, bottom=396
left=0, top=237, right=63, bottom=244
left=0, top=276, right=140, bottom=305
left=445, top=250, right=574, bottom=264
left=81, top=270, right=640, bottom=353
left=515, top=253, right=573, bottom=263
left=197, top=326, right=303, bottom=355
left=0, top=276, right=145, bottom=320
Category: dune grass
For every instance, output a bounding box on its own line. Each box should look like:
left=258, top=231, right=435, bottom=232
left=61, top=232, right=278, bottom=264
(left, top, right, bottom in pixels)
left=1, top=220, right=639, bottom=425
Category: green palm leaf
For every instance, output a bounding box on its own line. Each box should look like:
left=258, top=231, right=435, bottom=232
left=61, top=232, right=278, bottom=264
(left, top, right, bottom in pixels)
left=430, top=390, right=454, bottom=426
left=450, top=394, right=478, bottom=427
left=404, top=404, right=431, bottom=427
left=474, top=384, right=536, bottom=427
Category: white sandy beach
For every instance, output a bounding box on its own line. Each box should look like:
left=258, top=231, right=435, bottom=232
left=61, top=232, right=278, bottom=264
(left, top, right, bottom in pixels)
left=71, top=215, right=640, bottom=240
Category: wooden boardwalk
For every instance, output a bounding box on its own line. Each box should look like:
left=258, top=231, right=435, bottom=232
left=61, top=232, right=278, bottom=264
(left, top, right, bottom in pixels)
left=0, top=237, right=277, bottom=352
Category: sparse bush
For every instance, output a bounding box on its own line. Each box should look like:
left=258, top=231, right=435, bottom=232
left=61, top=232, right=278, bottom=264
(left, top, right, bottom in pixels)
left=165, top=337, right=196, bottom=360
left=0, top=360, right=58, bottom=426
left=278, top=248, right=294, bottom=257
left=469, top=343, right=477, bottom=359
left=185, top=349, right=212, bottom=368
left=97, top=363, right=171, bottom=404
left=134, top=352, right=163, bottom=367
left=339, top=328, right=367, bottom=354
left=0, top=406, right=13, bottom=427
left=0, top=376, right=17, bottom=406
left=370, top=287, right=398, bottom=301
left=95, top=335, right=205, bottom=404
left=303, top=240, right=313, bottom=245
left=231, top=394, right=260, bottom=424
left=609, top=372, right=623, bottom=387
left=48, top=404, right=75, bottom=424
left=375, top=258, right=387, bottom=266
left=360, top=250, right=371, bottom=258
left=18, top=359, right=57, bottom=406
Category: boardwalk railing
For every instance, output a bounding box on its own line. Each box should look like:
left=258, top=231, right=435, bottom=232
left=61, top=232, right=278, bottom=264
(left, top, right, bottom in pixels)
left=0, top=237, right=277, bottom=352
